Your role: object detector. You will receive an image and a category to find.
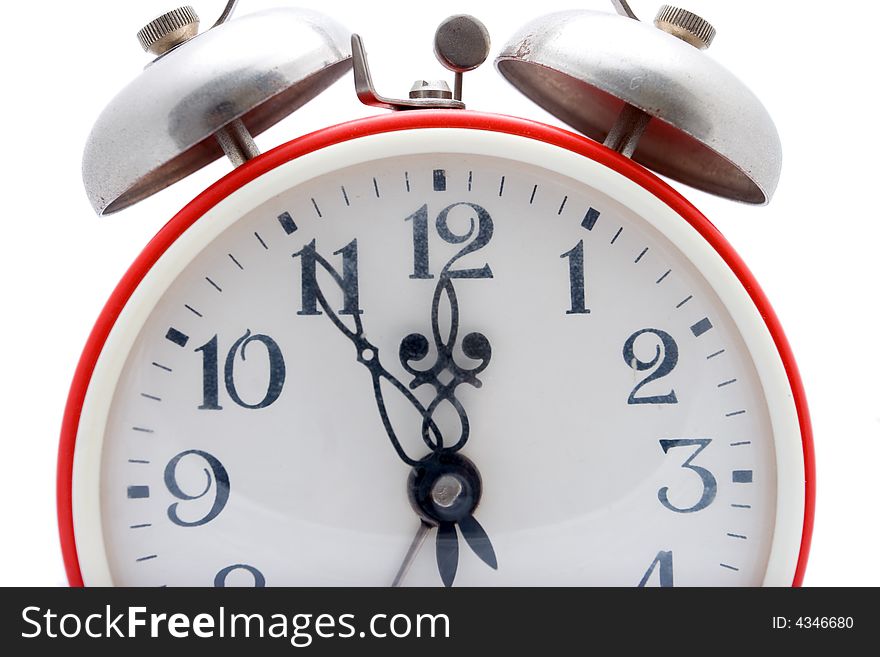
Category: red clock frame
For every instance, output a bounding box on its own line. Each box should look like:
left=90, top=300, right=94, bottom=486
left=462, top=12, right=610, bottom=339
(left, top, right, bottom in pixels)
left=57, top=110, right=815, bottom=587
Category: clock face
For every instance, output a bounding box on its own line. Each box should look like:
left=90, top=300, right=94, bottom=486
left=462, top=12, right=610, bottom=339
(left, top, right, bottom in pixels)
left=68, top=125, right=806, bottom=587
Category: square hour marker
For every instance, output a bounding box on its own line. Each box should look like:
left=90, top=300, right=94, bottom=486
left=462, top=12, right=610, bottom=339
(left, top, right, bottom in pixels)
left=732, top=470, right=753, bottom=483
left=433, top=169, right=447, bottom=192
left=165, top=327, right=189, bottom=347
left=690, top=317, right=713, bottom=337
left=581, top=207, right=600, bottom=231
left=277, top=211, right=297, bottom=235
left=127, top=485, right=150, bottom=499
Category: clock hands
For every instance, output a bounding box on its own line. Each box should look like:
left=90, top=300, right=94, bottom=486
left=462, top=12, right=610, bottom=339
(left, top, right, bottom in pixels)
left=298, top=240, right=497, bottom=586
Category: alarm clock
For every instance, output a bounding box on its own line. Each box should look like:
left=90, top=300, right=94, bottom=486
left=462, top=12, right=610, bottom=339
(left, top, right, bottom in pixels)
left=58, top=0, right=814, bottom=587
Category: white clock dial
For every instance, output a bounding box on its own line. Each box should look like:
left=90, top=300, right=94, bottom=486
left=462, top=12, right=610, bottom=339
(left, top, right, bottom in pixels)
left=70, top=128, right=804, bottom=587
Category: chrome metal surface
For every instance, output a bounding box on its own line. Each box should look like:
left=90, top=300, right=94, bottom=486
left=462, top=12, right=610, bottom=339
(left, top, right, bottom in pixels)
left=137, top=6, right=199, bottom=56
left=496, top=10, right=782, bottom=204
left=432, top=475, right=464, bottom=508
left=654, top=5, right=715, bottom=49
left=610, top=0, right=639, bottom=20
left=212, top=0, right=239, bottom=28
left=215, top=118, right=261, bottom=166
left=433, top=15, right=490, bottom=102
left=83, top=8, right=352, bottom=215
left=352, top=34, right=465, bottom=111
left=409, top=80, right=454, bottom=100
left=604, top=104, right=651, bottom=157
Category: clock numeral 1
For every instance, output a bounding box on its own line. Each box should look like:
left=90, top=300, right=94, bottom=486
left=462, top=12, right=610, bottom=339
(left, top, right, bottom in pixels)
left=560, top=240, right=590, bottom=314
left=195, top=331, right=286, bottom=410
left=164, top=449, right=230, bottom=527
left=214, top=564, right=266, bottom=587
left=638, top=550, right=674, bottom=587
left=658, top=439, right=717, bottom=513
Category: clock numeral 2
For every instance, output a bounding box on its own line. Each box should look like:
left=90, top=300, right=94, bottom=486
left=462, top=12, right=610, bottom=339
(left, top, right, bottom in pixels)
left=638, top=550, right=674, bottom=587
left=405, top=202, right=494, bottom=279
left=658, top=439, right=717, bottom=513
left=623, top=328, right=679, bottom=404
left=164, top=449, right=230, bottom=527
left=196, top=331, right=286, bottom=410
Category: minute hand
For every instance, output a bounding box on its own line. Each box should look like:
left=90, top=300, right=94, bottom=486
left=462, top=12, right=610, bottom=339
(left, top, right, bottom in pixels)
left=305, top=247, right=442, bottom=465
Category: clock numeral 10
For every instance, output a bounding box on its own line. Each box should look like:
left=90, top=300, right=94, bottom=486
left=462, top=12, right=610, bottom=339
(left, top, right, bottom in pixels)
left=195, top=330, right=286, bottom=410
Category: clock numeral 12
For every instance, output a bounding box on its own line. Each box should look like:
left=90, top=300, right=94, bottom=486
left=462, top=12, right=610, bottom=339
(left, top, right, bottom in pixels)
left=405, top=202, right=494, bottom=279
left=195, top=330, right=286, bottom=410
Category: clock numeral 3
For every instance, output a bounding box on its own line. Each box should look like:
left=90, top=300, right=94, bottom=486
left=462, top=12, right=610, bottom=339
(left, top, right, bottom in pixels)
left=638, top=550, right=674, bottom=587
left=196, top=331, right=286, bottom=410
left=214, top=564, right=266, bottom=587
left=658, top=439, right=717, bottom=513
left=623, top=328, right=679, bottom=404
left=405, top=202, right=494, bottom=279
left=164, top=449, right=230, bottom=527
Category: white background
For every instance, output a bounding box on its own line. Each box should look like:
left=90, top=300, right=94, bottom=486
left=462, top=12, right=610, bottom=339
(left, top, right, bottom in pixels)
left=0, top=0, right=875, bottom=586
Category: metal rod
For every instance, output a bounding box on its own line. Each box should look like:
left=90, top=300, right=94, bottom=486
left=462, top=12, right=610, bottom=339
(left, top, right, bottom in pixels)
left=391, top=522, right=432, bottom=587
left=453, top=72, right=463, bottom=102
left=603, top=104, right=652, bottom=158
left=215, top=119, right=260, bottom=167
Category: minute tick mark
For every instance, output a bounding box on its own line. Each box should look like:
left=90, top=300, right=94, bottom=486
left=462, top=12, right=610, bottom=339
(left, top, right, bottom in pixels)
left=136, top=555, right=158, bottom=563
left=726, top=410, right=747, bottom=417
left=205, top=277, right=222, bottom=293
left=718, top=379, right=737, bottom=387
left=557, top=195, right=568, bottom=215
left=719, top=563, right=739, bottom=572
left=467, top=170, right=472, bottom=191
left=727, top=533, right=747, bottom=540
left=405, top=172, right=411, bottom=192
left=656, top=269, right=671, bottom=284
left=373, top=177, right=381, bottom=198
left=676, top=295, right=693, bottom=308
left=254, top=232, right=268, bottom=249
left=140, top=393, right=161, bottom=402
left=228, top=253, right=244, bottom=270
left=341, top=186, right=350, bottom=206
left=498, top=175, right=505, bottom=196
left=529, top=184, right=537, bottom=204
left=311, top=198, right=322, bottom=218
left=184, top=304, right=203, bottom=318
left=611, top=227, right=623, bottom=244
left=707, top=349, right=725, bottom=359
left=151, top=362, right=172, bottom=372
left=634, top=247, right=648, bottom=263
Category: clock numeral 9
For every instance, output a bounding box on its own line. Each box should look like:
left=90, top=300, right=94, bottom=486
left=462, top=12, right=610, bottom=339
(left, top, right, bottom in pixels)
left=195, top=330, right=286, bottom=410
left=405, top=202, right=494, bottom=279
left=658, top=439, right=717, bottom=513
left=164, top=449, right=230, bottom=527
left=214, top=564, right=266, bottom=587
left=622, top=328, right=679, bottom=404
left=638, top=550, right=673, bottom=587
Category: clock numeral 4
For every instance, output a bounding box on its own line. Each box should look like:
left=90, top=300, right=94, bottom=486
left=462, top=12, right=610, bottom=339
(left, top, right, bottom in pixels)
left=214, top=564, right=266, bottom=587
left=638, top=550, right=674, bottom=587
left=658, top=439, right=717, bottom=513
left=623, top=328, right=679, bottom=404
left=195, top=331, right=286, bottom=410
left=164, top=449, right=230, bottom=527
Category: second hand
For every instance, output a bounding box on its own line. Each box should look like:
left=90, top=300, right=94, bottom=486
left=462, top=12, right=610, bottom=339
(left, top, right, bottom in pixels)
left=391, top=522, right=432, bottom=587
